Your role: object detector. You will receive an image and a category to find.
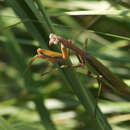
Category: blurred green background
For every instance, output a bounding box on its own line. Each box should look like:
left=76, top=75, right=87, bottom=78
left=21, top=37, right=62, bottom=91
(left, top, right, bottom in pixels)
left=0, top=0, right=130, bottom=130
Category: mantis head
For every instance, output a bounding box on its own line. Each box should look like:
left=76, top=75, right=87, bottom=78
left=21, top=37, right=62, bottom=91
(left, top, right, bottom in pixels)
left=49, top=33, right=60, bottom=46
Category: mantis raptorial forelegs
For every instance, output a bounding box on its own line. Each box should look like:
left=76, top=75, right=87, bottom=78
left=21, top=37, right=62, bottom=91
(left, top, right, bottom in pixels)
left=27, top=42, right=87, bottom=72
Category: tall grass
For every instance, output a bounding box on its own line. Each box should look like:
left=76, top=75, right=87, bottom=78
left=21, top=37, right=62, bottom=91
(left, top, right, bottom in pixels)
left=0, top=0, right=130, bottom=130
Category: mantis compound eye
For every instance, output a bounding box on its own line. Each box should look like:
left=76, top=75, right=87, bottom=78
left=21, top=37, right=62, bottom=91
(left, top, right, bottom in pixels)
left=49, top=33, right=59, bottom=46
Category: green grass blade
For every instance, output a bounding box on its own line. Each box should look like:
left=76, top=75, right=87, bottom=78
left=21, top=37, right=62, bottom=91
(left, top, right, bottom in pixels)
left=56, top=9, right=130, bottom=16
left=89, top=30, right=130, bottom=41
left=34, top=97, right=57, bottom=130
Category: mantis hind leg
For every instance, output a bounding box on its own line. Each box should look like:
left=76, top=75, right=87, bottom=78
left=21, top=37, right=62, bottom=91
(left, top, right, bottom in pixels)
left=76, top=54, right=103, bottom=116
left=94, top=75, right=103, bottom=117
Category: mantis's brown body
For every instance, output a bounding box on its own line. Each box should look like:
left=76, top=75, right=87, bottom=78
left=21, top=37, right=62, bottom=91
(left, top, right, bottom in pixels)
left=28, top=33, right=130, bottom=95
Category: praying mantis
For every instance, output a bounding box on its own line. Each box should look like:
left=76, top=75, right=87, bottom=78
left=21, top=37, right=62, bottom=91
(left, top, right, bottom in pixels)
left=26, top=33, right=103, bottom=106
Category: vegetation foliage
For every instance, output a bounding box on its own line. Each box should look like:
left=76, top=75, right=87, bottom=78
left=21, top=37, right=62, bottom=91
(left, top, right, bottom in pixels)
left=0, top=0, right=130, bottom=130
